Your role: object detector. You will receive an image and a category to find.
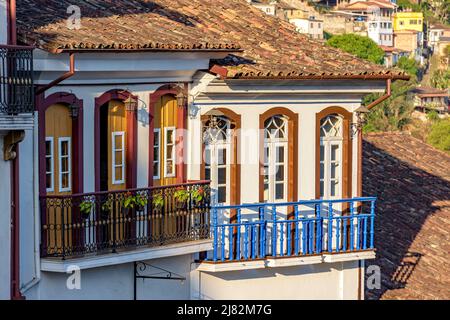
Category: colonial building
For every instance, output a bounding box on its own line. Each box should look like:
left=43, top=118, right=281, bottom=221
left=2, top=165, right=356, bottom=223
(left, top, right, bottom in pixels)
left=428, top=23, right=450, bottom=51
left=339, top=1, right=396, bottom=46
left=411, top=87, right=450, bottom=115
left=393, top=10, right=424, bottom=48
left=2, top=0, right=408, bottom=300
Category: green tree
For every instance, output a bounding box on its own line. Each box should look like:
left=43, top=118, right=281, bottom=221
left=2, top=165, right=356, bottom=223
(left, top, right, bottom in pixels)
left=363, top=80, right=417, bottom=132
left=397, top=56, right=419, bottom=77
left=430, top=69, right=450, bottom=89
left=326, top=34, right=385, bottom=65
left=427, top=119, right=450, bottom=152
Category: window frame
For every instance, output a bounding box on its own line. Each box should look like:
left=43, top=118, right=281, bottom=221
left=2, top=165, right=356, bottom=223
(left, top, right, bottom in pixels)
left=111, top=131, right=126, bottom=185
left=58, top=137, right=72, bottom=193
left=153, top=128, right=161, bottom=180
left=45, top=137, right=55, bottom=193
left=163, top=126, right=176, bottom=178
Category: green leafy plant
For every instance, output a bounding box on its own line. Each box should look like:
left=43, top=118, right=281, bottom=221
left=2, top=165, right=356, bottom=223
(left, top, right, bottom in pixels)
left=427, top=119, right=450, bottom=152
left=79, top=200, right=94, bottom=218
left=152, top=194, right=164, bottom=209
left=101, top=196, right=113, bottom=212
left=191, top=187, right=205, bottom=203
left=326, top=34, right=385, bottom=65
left=174, top=188, right=190, bottom=203
left=123, top=192, right=148, bottom=210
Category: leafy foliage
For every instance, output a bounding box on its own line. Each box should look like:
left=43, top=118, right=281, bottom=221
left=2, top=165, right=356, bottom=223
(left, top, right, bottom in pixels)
left=397, top=56, right=420, bottom=77
left=326, top=34, right=385, bottom=65
left=427, top=119, right=450, bottom=152
left=363, top=80, right=417, bottom=132
left=430, top=69, right=450, bottom=89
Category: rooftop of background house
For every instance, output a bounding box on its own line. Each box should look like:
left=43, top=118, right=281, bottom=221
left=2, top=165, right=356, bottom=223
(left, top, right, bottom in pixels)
left=363, top=132, right=450, bottom=300
left=16, top=0, right=407, bottom=80
left=411, top=87, right=449, bottom=98
left=339, top=1, right=397, bottom=11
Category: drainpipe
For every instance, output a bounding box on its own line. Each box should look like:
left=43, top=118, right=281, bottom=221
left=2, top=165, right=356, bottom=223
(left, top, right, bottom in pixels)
left=35, top=52, right=76, bottom=96
left=357, top=78, right=391, bottom=300
left=7, top=0, right=17, bottom=45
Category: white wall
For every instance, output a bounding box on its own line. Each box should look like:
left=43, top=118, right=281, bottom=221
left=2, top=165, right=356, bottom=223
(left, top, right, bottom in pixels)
left=195, top=261, right=360, bottom=300
left=0, top=132, right=11, bottom=299
left=0, top=0, right=7, bottom=45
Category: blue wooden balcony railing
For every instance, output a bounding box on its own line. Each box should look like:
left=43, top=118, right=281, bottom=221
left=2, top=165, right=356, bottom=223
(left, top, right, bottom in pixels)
left=206, top=197, right=376, bottom=262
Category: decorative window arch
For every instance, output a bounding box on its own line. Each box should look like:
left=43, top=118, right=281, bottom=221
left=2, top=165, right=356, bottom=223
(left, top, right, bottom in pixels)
left=263, top=115, right=289, bottom=202
left=37, top=92, right=84, bottom=195
left=201, top=109, right=241, bottom=217
left=315, top=107, right=352, bottom=200
left=259, top=108, right=298, bottom=206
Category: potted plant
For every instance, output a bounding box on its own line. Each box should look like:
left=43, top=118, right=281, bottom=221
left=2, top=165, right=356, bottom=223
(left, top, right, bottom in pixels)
left=152, top=193, right=164, bottom=210
left=123, top=192, right=135, bottom=215
left=174, top=188, right=190, bottom=210
left=134, top=193, right=148, bottom=211
left=100, top=197, right=113, bottom=219
left=79, top=200, right=94, bottom=219
left=191, top=187, right=205, bottom=205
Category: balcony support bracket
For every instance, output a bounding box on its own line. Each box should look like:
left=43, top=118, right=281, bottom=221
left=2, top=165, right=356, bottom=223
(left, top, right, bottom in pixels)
left=3, top=130, right=24, bottom=161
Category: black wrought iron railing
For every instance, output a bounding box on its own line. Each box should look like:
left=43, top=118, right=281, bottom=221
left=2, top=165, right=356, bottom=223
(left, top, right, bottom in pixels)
left=40, top=181, right=211, bottom=258
left=0, top=45, right=34, bottom=114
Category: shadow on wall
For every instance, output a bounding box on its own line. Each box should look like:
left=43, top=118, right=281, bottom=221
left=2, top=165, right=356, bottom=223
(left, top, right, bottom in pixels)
left=362, top=138, right=450, bottom=300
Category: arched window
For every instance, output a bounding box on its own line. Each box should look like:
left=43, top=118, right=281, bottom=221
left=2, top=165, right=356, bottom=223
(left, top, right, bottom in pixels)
left=319, top=114, right=343, bottom=199
left=263, top=115, right=288, bottom=202
left=203, top=116, right=232, bottom=204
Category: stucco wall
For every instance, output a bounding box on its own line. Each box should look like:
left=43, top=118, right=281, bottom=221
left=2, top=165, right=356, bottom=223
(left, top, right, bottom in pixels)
left=0, top=133, right=11, bottom=299
left=195, top=261, right=361, bottom=300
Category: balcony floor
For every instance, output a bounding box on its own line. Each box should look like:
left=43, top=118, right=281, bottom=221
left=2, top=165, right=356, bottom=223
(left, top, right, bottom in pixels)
left=196, top=249, right=375, bottom=272
left=41, top=239, right=212, bottom=272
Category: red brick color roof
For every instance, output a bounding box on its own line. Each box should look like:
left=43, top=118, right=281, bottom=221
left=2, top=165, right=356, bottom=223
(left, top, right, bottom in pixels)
left=16, top=0, right=408, bottom=80
left=363, top=132, right=450, bottom=300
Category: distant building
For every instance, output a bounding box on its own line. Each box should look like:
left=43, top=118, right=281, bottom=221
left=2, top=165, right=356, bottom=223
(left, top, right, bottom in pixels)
left=394, top=30, right=420, bottom=56
left=379, top=45, right=408, bottom=67
left=428, top=23, right=450, bottom=51
left=249, top=0, right=278, bottom=15
left=411, top=87, right=450, bottom=115
left=281, top=5, right=324, bottom=39
left=339, top=1, right=396, bottom=46
left=437, top=37, right=450, bottom=57
left=393, top=11, right=424, bottom=47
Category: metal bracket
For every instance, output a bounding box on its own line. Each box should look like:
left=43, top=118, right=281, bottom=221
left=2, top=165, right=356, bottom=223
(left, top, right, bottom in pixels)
left=134, top=261, right=186, bottom=281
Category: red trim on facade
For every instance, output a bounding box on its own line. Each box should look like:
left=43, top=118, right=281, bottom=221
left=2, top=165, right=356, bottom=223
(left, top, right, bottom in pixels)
left=36, top=92, right=84, bottom=196
left=94, top=89, right=138, bottom=191
left=148, top=84, right=186, bottom=186
left=10, top=147, right=23, bottom=300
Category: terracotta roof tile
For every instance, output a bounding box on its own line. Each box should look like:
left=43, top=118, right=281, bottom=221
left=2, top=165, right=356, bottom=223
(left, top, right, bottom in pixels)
left=363, top=132, right=450, bottom=300
left=16, top=0, right=408, bottom=80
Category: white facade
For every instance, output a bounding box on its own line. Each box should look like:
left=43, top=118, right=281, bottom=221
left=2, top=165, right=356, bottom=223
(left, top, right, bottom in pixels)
left=368, top=20, right=393, bottom=46
left=0, top=0, right=6, bottom=44
left=289, top=18, right=324, bottom=39
left=9, top=49, right=386, bottom=300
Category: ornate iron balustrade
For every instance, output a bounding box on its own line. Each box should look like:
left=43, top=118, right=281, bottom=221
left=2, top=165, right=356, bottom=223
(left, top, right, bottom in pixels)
left=40, top=181, right=211, bottom=258
left=207, top=197, right=376, bottom=262
left=0, top=45, right=34, bottom=114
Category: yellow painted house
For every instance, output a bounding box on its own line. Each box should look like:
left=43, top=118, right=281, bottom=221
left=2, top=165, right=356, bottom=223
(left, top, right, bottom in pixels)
left=393, top=11, right=424, bottom=32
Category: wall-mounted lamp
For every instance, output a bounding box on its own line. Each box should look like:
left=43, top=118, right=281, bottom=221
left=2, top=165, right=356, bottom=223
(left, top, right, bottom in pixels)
left=351, top=105, right=370, bottom=137
left=124, top=95, right=138, bottom=112
left=69, top=103, right=80, bottom=118
left=176, top=91, right=187, bottom=109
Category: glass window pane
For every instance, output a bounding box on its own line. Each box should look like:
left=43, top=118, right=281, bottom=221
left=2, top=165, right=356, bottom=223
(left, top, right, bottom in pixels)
left=166, top=130, right=174, bottom=144
left=218, top=148, right=226, bottom=165
left=46, top=158, right=52, bottom=172
left=264, top=146, right=269, bottom=164
left=320, top=163, right=324, bottom=179
left=115, top=151, right=123, bottom=166
left=331, top=181, right=338, bottom=197
left=46, top=174, right=52, bottom=189
left=205, top=149, right=211, bottom=166
left=331, top=145, right=339, bottom=161
left=46, top=141, right=51, bottom=155
left=166, top=146, right=173, bottom=159
left=205, top=168, right=210, bottom=181
left=320, top=145, right=324, bottom=160
left=275, top=165, right=284, bottom=181
left=114, top=135, right=122, bottom=148
left=61, top=173, right=69, bottom=188
left=275, top=183, right=284, bottom=200
left=218, top=167, right=226, bottom=184
left=115, top=167, right=123, bottom=181
left=218, top=186, right=226, bottom=203
left=331, top=163, right=338, bottom=179
left=166, top=160, right=173, bottom=174
left=154, top=131, right=159, bottom=145
left=276, top=146, right=284, bottom=162
left=320, top=181, right=324, bottom=197
left=153, top=163, right=159, bottom=176
left=61, top=158, right=68, bottom=172
left=61, top=141, right=68, bottom=156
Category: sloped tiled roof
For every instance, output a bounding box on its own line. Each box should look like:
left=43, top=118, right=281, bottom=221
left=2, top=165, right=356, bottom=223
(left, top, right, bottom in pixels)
left=363, top=132, right=450, bottom=300
left=16, top=0, right=408, bottom=80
